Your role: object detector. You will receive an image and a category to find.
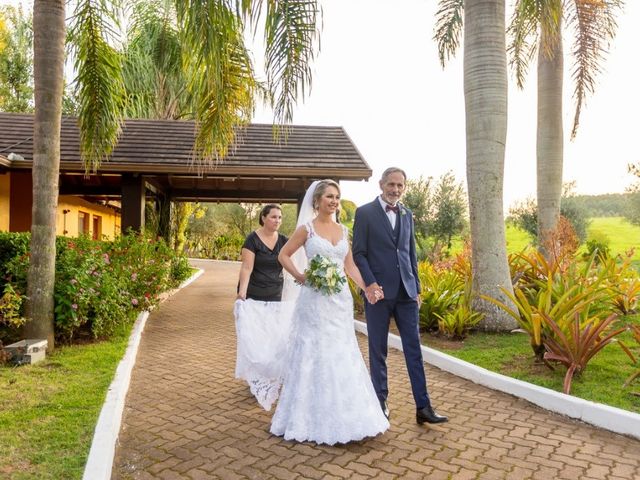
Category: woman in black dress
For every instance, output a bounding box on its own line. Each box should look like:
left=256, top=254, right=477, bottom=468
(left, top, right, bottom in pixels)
left=234, top=204, right=290, bottom=410
left=237, top=204, right=288, bottom=301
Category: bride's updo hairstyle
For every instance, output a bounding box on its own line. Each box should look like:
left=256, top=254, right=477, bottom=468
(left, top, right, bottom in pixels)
left=312, top=179, right=341, bottom=222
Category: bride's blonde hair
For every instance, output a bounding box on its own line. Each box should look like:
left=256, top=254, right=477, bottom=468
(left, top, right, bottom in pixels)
left=312, top=179, right=341, bottom=219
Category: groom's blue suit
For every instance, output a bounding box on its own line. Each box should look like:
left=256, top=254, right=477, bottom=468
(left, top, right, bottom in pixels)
left=352, top=198, right=430, bottom=409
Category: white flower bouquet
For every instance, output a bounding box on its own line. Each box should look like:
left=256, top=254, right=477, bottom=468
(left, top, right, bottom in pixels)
left=304, top=254, right=347, bottom=295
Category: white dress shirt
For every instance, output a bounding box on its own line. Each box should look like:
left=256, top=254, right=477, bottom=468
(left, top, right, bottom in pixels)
left=378, top=196, right=398, bottom=229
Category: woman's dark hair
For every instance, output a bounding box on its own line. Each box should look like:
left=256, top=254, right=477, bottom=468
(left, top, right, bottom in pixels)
left=259, top=204, right=281, bottom=226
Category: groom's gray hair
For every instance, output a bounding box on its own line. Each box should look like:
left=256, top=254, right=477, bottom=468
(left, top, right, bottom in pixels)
left=380, top=167, right=407, bottom=183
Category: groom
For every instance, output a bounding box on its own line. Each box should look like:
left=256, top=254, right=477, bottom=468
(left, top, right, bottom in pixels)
left=353, top=167, right=448, bottom=425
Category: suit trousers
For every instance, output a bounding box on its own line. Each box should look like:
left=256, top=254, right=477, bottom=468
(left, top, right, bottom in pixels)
left=365, top=283, right=430, bottom=409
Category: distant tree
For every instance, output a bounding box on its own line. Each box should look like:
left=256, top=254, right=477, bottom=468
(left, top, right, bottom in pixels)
left=402, top=175, right=435, bottom=238
left=625, top=164, right=640, bottom=226
left=508, top=182, right=590, bottom=243
left=0, top=5, right=33, bottom=112
left=340, top=199, right=357, bottom=223
left=430, top=171, right=468, bottom=249
left=403, top=172, right=468, bottom=257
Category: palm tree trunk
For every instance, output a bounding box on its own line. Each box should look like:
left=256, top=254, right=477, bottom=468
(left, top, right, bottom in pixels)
left=463, top=0, right=517, bottom=331
left=24, top=0, right=65, bottom=350
left=536, top=22, right=564, bottom=249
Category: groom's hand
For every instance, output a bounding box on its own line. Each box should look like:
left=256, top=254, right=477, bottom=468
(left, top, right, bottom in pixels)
left=365, top=283, right=383, bottom=304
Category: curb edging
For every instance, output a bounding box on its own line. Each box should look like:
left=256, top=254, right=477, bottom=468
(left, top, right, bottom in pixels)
left=82, top=268, right=204, bottom=480
left=353, top=320, right=640, bottom=441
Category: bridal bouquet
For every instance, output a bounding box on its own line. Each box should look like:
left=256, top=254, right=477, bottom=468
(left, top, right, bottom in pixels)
left=304, top=254, right=347, bottom=295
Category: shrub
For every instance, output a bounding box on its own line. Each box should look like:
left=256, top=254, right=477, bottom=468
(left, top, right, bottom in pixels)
left=1, top=232, right=192, bottom=343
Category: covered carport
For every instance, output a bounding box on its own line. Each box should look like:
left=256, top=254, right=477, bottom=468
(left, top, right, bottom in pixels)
left=0, top=112, right=372, bottom=235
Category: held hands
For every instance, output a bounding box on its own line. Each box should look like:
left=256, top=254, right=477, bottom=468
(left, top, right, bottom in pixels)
left=364, top=283, right=384, bottom=305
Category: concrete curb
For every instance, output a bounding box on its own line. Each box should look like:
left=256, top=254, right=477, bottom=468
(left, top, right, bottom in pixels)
left=82, top=268, right=204, bottom=480
left=353, top=320, right=640, bottom=441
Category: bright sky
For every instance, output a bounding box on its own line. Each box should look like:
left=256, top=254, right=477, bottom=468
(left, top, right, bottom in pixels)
left=250, top=0, right=640, bottom=209
left=5, top=0, right=639, bottom=209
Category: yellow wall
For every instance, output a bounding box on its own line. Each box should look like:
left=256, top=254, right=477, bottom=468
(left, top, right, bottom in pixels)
left=0, top=172, right=121, bottom=238
left=57, top=196, right=121, bottom=240
left=0, top=173, right=9, bottom=231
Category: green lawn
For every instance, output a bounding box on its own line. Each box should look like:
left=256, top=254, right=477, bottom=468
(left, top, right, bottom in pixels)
left=423, top=315, right=640, bottom=414
left=0, top=324, right=132, bottom=480
left=585, top=216, right=640, bottom=261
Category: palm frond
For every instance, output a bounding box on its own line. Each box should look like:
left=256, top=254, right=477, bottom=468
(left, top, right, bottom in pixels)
left=264, top=0, right=320, bottom=126
left=506, top=0, right=541, bottom=89
left=177, top=0, right=258, bottom=169
left=68, top=0, right=126, bottom=172
left=566, top=0, right=623, bottom=139
left=433, top=0, right=463, bottom=68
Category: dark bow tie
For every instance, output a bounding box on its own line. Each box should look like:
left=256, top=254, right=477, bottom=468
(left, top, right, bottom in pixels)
left=385, top=204, right=399, bottom=213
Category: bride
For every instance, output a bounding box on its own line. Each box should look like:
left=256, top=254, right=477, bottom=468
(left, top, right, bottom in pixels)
left=271, top=179, right=389, bottom=445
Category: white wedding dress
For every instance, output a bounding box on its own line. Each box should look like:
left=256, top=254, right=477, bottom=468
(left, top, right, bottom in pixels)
left=270, top=223, right=389, bottom=445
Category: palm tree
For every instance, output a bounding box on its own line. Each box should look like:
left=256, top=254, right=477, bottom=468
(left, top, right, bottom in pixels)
left=25, top=0, right=66, bottom=349
left=508, top=0, right=622, bottom=247
left=440, top=0, right=517, bottom=331
left=26, top=0, right=320, bottom=347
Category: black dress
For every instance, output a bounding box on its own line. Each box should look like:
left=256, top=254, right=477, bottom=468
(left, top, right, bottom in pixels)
left=242, top=231, right=288, bottom=301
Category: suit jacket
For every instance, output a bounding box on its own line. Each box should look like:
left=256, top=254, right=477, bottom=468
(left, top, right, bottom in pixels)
left=352, top=198, right=421, bottom=299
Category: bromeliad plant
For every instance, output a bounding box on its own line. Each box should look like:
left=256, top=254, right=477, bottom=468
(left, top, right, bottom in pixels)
left=541, top=313, right=627, bottom=394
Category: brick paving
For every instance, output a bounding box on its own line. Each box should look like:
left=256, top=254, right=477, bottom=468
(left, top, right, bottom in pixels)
left=112, top=260, right=640, bottom=479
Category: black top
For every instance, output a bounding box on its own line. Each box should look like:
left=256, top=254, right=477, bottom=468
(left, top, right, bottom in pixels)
left=242, top=231, right=288, bottom=301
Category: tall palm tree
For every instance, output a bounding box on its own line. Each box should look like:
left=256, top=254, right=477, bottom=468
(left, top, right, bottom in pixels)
left=437, top=0, right=517, bottom=331
left=508, top=0, right=622, bottom=247
left=25, top=0, right=66, bottom=349
left=26, top=0, right=320, bottom=347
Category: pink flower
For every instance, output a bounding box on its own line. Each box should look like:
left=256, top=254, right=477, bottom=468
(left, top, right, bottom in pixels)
left=131, top=273, right=138, bottom=281
left=71, top=304, right=78, bottom=310
left=131, top=298, right=139, bottom=306
left=70, top=279, right=78, bottom=285
left=103, top=253, right=110, bottom=264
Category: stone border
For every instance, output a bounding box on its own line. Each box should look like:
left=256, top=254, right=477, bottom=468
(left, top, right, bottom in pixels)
left=354, top=320, right=640, bottom=441
left=82, top=268, right=204, bottom=480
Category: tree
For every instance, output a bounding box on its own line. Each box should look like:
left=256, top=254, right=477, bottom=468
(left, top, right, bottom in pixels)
left=403, top=172, right=467, bottom=257
left=0, top=5, right=33, bottom=112
left=430, top=171, right=467, bottom=250
left=26, top=0, right=320, bottom=347
left=508, top=0, right=622, bottom=247
left=625, top=163, right=640, bottom=227
left=402, top=175, right=434, bottom=238
left=25, top=0, right=66, bottom=349
left=461, top=0, right=517, bottom=331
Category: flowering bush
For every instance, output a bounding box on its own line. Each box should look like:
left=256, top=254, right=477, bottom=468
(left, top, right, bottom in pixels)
left=1, top=233, right=192, bottom=343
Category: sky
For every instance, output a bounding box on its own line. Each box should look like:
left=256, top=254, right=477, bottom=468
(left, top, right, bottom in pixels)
left=249, top=0, right=640, bottom=209
left=4, top=0, right=639, bottom=209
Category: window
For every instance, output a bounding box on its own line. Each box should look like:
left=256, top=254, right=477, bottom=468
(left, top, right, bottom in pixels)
left=78, top=211, right=89, bottom=235
left=92, top=215, right=102, bottom=240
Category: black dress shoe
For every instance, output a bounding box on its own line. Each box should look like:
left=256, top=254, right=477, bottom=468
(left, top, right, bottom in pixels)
left=416, top=405, right=448, bottom=424
left=380, top=400, right=390, bottom=419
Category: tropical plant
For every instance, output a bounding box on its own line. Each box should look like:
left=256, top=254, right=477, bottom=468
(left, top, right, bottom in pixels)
left=28, top=0, right=320, bottom=348
left=541, top=313, right=626, bottom=394
left=26, top=0, right=66, bottom=350
left=459, top=0, right=516, bottom=331
left=508, top=0, right=623, bottom=246
left=418, top=262, right=465, bottom=331
left=0, top=4, right=33, bottom=112
left=621, top=324, right=640, bottom=389
left=434, top=303, right=483, bottom=340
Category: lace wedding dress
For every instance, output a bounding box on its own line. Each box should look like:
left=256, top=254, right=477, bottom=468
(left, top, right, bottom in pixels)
left=234, top=298, right=293, bottom=410
left=270, top=223, right=389, bottom=445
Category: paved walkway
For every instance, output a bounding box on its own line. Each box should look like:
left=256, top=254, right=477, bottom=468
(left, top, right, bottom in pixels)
left=112, top=260, right=640, bottom=480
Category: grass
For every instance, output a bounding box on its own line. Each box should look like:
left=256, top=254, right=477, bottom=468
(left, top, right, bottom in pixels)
left=423, top=315, right=640, bottom=413
left=0, top=322, right=133, bottom=480
left=585, top=217, right=640, bottom=261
